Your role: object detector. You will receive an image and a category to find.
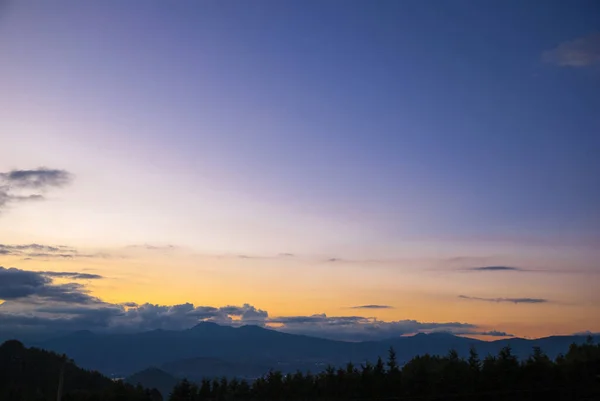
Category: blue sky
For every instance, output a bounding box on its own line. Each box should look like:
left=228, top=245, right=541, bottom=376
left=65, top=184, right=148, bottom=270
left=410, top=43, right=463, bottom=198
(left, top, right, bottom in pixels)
left=1, top=0, right=599, bottom=339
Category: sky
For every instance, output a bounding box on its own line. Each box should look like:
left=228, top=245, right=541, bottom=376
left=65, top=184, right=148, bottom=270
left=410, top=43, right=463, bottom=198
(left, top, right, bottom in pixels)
left=1, top=0, right=599, bottom=342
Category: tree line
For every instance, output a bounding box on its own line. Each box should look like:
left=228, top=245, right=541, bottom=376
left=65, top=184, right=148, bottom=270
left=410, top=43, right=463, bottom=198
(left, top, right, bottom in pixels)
left=169, top=337, right=600, bottom=401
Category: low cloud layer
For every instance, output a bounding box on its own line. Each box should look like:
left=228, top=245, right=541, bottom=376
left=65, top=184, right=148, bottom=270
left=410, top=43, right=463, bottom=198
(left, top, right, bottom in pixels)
left=0, top=267, right=509, bottom=342
left=543, top=32, right=600, bottom=67
left=0, top=168, right=73, bottom=212
left=272, top=314, right=478, bottom=341
left=459, top=295, right=549, bottom=304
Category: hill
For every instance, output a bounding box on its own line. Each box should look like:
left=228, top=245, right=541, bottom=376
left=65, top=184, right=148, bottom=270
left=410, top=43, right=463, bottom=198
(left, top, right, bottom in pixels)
left=127, top=368, right=179, bottom=400
left=0, top=339, right=161, bottom=401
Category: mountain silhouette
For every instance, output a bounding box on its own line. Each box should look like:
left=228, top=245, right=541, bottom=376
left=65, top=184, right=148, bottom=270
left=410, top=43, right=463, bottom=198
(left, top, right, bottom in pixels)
left=32, top=323, right=598, bottom=378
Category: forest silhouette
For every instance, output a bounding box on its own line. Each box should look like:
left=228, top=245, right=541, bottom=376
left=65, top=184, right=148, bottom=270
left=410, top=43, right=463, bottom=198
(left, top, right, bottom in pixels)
left=168, top=338, right=600, bottom=401
left=3, top=336, right=599, bottom=401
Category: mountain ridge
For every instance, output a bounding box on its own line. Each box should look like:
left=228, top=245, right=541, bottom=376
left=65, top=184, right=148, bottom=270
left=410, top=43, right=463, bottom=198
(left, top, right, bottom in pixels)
left=26, top=323, right=598, bottom=378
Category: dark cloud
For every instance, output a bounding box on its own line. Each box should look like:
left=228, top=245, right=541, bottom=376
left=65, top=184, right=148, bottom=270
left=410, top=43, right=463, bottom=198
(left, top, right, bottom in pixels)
left=278, top=253, right=295, bottom=257
left=0, top=267, right=50, bottom=300
left=0, top=168, right=73, bottom=212
left=0, top=267, right=101, bottom=304
left=466, top=266, right=524, bottom=272
left=543, top=32, right=600, bottom=67
left=0, top=168, right=72, bottom=189
left=458, top=295, right=549, bottom=304
left=350, top=305, right=394, bottom=309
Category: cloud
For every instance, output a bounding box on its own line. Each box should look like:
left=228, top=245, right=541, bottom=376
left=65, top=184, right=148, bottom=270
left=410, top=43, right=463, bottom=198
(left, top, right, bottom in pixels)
left=0, top=190, right=44, bottom=209
left=0, top=267, right=102, bottom=304
left=270, top=314, right=477, bottom=341
left=466, top=266, right=524, bottom=272
left=0, top=243, right=106, bottom=260
left=0, top=268, right=490, bottom=341
left=350, top=305, right=394, bottom=309
left=2, top=244, right=62, bottom=252
left=0, top=168, right=72, bottom=189
left=0, top=167, right=73, bottom=213
left=543, top=32, right=600, bottom=67
left=41, top=272, right=103, bottom=280
left=476, top=330, right=514, bottom=337
left=458, top=295, right=549, bottom=304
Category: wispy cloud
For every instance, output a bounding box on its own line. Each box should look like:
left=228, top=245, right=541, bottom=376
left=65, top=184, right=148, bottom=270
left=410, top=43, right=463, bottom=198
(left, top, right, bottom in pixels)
left=350, top=305, right=394, bottom=309
left=466, top=266, right=524, bottom=272
left=0, top=167, right=73, bottom=213
left=41, top=271, right=103, bottom=280
left=0, top=243, right=107, bottom=260
left=458, top=295, right=549, bottom=304
left=543, top=32, right=600, bottom=67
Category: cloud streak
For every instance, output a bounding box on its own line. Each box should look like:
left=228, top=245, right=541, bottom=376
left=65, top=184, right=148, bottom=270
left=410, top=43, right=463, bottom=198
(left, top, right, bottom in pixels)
left=543, top=32, right=600, bottom=67
left=41, top=271, right=103, bottom=280
left=465, top=266, right=524, bottom=272
left=0, top=243, right=108, bottom=260
left=458, top=295, right=549, bottom=304
left=350, top=305, right=394, bottom=309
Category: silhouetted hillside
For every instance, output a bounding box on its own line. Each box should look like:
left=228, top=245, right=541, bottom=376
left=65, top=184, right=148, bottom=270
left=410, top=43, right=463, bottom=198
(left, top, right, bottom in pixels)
left=127, top=368, right=178, bottom=400
left=0, top=339, right=161, bottom=401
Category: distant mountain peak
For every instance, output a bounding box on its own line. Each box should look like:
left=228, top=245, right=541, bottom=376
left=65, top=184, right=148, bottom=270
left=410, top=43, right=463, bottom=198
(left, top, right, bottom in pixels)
left=238, top=324, right=268, bottom=331
left=188, top=321, right=233, bottom=332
